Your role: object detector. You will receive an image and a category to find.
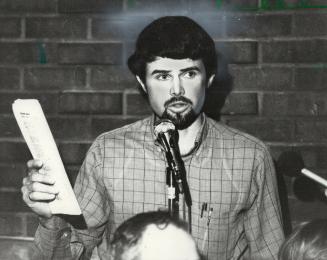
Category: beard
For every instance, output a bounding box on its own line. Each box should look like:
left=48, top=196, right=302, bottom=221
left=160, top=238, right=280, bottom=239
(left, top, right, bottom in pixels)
left=160, top=96, right=199, bottom=130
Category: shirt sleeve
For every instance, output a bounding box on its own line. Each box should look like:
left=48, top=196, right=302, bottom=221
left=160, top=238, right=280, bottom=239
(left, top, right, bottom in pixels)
left=34, top=138, right=111, bottom=259
left=244, top=145, right=285, bottom=259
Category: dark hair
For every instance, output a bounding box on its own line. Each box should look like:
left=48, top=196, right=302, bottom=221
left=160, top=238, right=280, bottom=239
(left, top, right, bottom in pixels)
left=109, top=211, right=190, bottom=260
left=278, top=219, right=327, bottom=260
left=128, top=16, right=217, bottom=83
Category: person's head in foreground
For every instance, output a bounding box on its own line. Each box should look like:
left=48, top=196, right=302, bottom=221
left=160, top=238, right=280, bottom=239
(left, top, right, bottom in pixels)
left=278, top=219, right=327, bottom=260
left=109, top=211, right=201, bottom=260
left=128, top=16, right=217, bottom=130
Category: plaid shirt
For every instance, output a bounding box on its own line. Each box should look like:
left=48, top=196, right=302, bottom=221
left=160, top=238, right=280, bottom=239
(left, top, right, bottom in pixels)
left=34, top=114, right=284, bottom=260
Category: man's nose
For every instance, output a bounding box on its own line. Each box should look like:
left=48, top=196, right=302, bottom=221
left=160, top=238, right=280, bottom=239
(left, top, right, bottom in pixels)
left=170, top=78, right=185, bottom=96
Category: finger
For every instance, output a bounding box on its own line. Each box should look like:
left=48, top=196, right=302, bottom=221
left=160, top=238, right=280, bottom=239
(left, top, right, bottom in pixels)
left=22, top=177, right=30, bottom=186
left=28, top=165, right=49, bottom=177
left=29, top=173, right=55, bottom=185
left=29, top=192, right=56, bottom=201
left=21, top=185, right=32, bottom=203
left=27, top=159, right=43, bottom=170
left=28, top=182, right=59, bottom=194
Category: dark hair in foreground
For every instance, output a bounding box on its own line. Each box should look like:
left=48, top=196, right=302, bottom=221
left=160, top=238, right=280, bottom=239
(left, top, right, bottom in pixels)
left=278, top=219, right=327, bottom=260
left=109, top=211, right=195, bottom=260
left=128, top=16, right=217, bottom=83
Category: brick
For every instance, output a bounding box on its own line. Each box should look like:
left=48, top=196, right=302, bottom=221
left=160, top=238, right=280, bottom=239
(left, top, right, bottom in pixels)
left=216, top=42, right=257, bottom=64
left=58, top=43, right=122, bottom=65
left=262, top=40, right=327, bottom=63
left=226, top=118, right=295, bottom=142
left=0, top=68, right=20, bottom=89
left=293, top=13, right=327, bottom=36
left=205, top=92, right=258, bottom=117
left=0, top=115, right=21, bottom=137
left=230, top=65, right=293, bottom=90
left=26, top=214, right=39, bottom=237
left=90, top=66, right=136, bottom=90
left=288, top=197, right=327, bottom=223
left=0, top=93, right=58, bottom=113
left=26, top=17, right=87, bottom=39
left=0, top=164, right=25, bottom=189
left=125, top=41, right=136, bottom=64
left=91, top=117, right=140, bottom=139
left=47, top=116, right=91, bottom=140
left=219, top=0, right=258, bottom=9
left=0, top=239, right=38, bottom=260
left=0, top=142, right=31, bottom=163
left=261, top=93, right=327, bottom=116
left=0, top=191, right=29, bottom=212
left=191, top=15, right=224, bottom=39
left=0, top=18, right=21, bottom=37
left=186, top=0, right=221, bottom=12
left=59, top=0, right=123, bottom=13
left=126, top=0, right=185, bottom=12
left=261, top=0, right=302, bottom=9
left=92, top=17, right=153, bottom=40
left=267, top=145, right=289, bottom=162
left=295, top=120, right=327, bottom=142
left=305, top=0, right=327, bottom=5
left=24, top=67, right=86, bottom=90
left=59, top=142, right=91, bottom=165
left=226, top=14, right=291, bottom=38
left=294, top=67, right=327, bottom=90
left=0, top=213, right=24, bottom=236
left=59, top=92, right=123, bottom=114
left=0, top=0, right=56, bottom=14
left=0, top=43, right=57, bottom=64
left=126, top=93, right=152, bottom=115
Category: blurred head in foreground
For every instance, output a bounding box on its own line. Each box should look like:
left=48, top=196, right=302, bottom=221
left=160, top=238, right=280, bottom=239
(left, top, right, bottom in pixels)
left=279, top=219, right=327, bottom=260
left=109, top=211, right=201, bottom=260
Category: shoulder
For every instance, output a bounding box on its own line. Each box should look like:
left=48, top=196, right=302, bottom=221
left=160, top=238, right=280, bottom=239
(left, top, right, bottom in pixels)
left=206, top=117, right=270, bottom=160
left=92, top=116, right=152, bottom=148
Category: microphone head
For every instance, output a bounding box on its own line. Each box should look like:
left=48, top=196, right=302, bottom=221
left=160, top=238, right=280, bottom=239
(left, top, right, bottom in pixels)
left=154, top=119, right=175, bottom=138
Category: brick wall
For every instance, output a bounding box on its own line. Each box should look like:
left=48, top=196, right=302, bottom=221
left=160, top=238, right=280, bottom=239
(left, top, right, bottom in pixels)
left=0, top=0, right=326, bottom=258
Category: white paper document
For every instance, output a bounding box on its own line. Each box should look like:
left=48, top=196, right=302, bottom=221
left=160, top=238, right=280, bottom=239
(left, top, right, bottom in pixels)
left=12, top=99, right=82, bottom=215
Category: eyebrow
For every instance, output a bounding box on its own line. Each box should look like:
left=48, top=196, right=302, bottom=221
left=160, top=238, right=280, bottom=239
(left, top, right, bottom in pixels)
left=151, top=66, right=200, bottom=75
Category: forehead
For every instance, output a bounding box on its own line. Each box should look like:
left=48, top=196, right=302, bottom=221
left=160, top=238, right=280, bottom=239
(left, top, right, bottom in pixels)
left=146, top=57, right=205, bottom=72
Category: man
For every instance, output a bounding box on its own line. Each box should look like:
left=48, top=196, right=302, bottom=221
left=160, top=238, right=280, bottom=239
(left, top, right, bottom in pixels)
left=21, top=16, right=284, bottom=259
left=107, top=211, right=201, bottom=260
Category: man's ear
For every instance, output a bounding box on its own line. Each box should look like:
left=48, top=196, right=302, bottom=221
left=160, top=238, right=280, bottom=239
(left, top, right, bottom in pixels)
left=136, top=76, right=147, bottom=93
left=207, top=74, right=215, bottom=89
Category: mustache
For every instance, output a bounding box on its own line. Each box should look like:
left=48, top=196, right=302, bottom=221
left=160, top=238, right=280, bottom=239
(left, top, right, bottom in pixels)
left=164, top=96, right=193, bottom=108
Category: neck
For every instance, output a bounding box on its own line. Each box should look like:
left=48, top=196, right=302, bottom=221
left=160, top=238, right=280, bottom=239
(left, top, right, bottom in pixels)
left=177, top=114, right=203, bottom=156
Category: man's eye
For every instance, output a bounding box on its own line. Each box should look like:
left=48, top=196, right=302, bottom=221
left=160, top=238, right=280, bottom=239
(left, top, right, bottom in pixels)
left=183, top=71, right=197, bottom=78
left=155, top=74, right=170, bottom=80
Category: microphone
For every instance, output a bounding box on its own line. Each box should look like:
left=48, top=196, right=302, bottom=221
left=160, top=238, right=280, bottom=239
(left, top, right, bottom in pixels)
left=154, top=119, right=184, bottom=194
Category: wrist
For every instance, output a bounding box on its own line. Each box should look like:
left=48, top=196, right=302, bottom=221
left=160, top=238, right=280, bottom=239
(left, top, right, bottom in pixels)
left=39, top=215, right=68, bottom=230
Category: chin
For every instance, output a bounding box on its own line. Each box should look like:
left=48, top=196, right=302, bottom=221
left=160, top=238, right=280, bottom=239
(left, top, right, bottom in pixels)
left=161, top=109, right=198, bottom=130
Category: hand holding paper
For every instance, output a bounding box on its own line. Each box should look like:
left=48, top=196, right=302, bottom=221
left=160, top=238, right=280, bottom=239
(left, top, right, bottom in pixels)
left=13, top=99, right=82, bottom=216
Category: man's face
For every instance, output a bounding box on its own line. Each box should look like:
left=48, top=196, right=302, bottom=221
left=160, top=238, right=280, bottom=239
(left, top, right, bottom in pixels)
left=138, top=57, right=213, bottom=129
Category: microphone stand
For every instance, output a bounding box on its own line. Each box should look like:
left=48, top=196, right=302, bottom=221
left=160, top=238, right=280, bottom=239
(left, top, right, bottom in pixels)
left=166, top=166, right=179, bottom=220
left=163, top=138, right=192, bottom=233
left=154, top=120, right=192, bottom=233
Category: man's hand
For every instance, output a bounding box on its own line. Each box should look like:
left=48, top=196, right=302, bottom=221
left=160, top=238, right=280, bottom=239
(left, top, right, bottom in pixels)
left=21, top=159, right=59, bottom=219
